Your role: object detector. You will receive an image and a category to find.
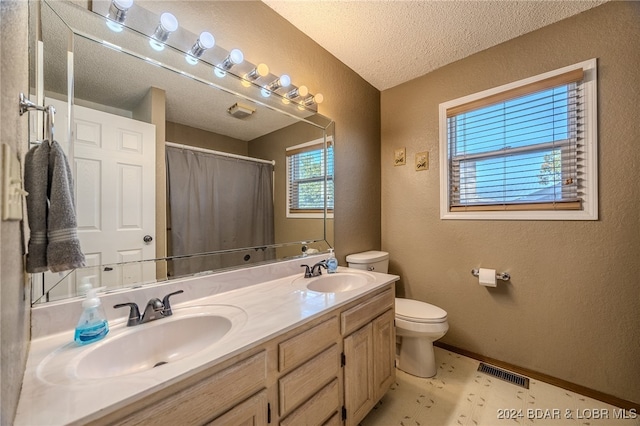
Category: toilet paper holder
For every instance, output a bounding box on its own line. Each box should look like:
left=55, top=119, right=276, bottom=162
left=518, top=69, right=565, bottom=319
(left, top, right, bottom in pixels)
left=471, top=269, right=511, bottom=281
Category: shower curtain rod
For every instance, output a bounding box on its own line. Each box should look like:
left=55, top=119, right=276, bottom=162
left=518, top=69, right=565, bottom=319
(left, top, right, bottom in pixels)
left=165, top=142, right=275, bottom=165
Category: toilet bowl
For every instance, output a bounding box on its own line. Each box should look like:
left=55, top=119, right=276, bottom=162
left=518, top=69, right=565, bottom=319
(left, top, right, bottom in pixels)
left=395, top=298, right=448, bottom=378
left=346, top=250, right=449, bottom=378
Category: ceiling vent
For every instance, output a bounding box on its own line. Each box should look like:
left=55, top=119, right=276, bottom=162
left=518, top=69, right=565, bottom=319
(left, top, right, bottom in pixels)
left=227, top=102, right=256, bottom=119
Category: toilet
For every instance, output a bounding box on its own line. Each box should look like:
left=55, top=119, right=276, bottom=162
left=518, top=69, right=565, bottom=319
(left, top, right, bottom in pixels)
left=346, top=250, right=449, bottom=378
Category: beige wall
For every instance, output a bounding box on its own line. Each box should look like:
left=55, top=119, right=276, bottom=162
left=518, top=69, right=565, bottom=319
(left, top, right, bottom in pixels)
left=381, top=1, right=640, bottom=404
left=166, top=121, right=249, bottom=156
left=0, top=1, right=31, bottom=423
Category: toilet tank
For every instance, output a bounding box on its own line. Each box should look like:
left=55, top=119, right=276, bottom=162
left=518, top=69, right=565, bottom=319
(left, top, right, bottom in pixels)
left=346, top=251, right=389, bottom=274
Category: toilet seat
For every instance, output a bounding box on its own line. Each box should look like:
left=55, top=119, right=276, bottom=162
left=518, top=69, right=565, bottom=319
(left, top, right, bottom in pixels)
left=395, top=298, right=447, bottom=324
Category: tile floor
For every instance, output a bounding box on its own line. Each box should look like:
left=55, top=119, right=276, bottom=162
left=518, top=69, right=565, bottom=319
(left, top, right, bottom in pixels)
left=361, top=347, right=639, bottom=426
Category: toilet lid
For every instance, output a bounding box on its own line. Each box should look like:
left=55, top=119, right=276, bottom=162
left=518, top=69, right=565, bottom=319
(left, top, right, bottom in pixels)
left=395, top=298, right=447, bottom=323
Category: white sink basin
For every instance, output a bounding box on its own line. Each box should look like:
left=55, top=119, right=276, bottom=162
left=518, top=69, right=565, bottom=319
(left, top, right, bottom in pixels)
left=75, top=314, right=231, bottom=379
left=37, top=304, right=247, bottom=384
left=300, top=272, right=374, bottom=293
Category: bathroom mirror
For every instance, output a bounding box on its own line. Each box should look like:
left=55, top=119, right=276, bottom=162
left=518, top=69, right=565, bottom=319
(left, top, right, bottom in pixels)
left=29, top=0, right=334, bottom=304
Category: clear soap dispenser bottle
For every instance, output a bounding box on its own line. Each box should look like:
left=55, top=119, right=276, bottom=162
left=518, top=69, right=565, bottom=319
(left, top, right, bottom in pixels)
left=327, top=248, right=338, bottom=274
left=74, top=277, right=109, bottom=345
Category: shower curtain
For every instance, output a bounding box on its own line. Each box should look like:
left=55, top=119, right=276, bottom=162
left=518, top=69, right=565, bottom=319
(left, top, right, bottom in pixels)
left=166, top=146, right=275, bottom=277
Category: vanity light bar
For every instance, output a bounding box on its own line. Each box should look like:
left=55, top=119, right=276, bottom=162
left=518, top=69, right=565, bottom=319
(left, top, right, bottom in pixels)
left=94, top=0, right=324, bottom=111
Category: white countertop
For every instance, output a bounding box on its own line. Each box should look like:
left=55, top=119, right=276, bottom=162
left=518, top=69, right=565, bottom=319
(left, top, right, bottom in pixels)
left=15, top=264, right=398, bottom=425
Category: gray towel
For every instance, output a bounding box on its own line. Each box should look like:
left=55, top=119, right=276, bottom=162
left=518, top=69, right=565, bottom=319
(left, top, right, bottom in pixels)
left=24, top=142, right=50, bottom=273
left=24, top=140, right=85, bottom=273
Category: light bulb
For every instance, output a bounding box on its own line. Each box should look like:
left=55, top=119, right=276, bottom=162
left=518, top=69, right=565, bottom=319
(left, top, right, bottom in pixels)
left=301, top=93, right=324, bottom=107
left=186, top=31, right=215, bottom=65
left=106, top=0, right=133, bottom=32
left=229, top=49, right=244, bottom=66
left=279, top=74, right=291, bottom=88
left=286, top=85, right=309, bottom=99
left=149, top=12, right=178, bottom=51
left=243, top=63, right=269, bottom=87
left=267, top=74, right=291, bottom=92
left=245, top=63, right=269, bottom=80
left=217, top=49, right=244, bottom=77
left=159, top=12, right=178, bottom=33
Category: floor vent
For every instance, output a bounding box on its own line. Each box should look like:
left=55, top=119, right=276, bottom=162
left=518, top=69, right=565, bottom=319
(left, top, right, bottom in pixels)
left=477, top=363, right=530, bottom=389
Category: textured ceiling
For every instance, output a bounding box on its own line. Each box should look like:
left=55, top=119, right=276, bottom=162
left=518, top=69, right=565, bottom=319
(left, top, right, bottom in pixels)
left=261, top=0, right=608, bottom=91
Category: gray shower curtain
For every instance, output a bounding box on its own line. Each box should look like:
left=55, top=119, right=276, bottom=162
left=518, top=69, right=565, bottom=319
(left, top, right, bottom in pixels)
left=166, top=146, right=275, bottom=277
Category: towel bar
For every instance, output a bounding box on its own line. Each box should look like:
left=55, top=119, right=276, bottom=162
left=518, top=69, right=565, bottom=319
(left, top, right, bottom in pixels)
left=19, top=93, right=55, bottom=144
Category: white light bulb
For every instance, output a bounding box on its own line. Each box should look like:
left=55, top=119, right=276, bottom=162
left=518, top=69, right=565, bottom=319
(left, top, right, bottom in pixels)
left=186, top=31, right=215, bottom=65
left=150, top=11, right=178, bottom=51
left=199, top=31, right=215, bottom=49
left=314, top=93, right=324, bottom=104
left=160, top=12, right=178, bottom=32
left=229, top=49, right=244, bottom=65
left=279, top=74, right=291, bottom=88
left=106, top=0, right=133, bottom=32
left=114, top=0, right=133, bottom=9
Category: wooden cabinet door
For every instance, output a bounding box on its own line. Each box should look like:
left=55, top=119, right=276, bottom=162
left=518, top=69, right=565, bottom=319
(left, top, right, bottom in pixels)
left=343, top=322, right=374, bottom=426
left=372, top=309, right=395, bottom=401
left=206, top=390, right=268, bottom=426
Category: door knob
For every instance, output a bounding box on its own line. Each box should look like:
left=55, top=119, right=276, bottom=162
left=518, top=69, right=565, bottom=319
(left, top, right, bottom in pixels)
left=143, top=235, right=153, bottom=244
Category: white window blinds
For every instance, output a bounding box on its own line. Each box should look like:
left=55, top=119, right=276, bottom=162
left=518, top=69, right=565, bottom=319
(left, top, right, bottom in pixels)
left=446, top=68, right=587, bottom=213
left=286, top=141, right=334, bottom=214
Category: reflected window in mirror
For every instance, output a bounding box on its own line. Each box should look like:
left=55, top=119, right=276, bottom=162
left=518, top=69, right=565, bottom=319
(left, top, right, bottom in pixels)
left=286, top=138, right=334, bottom=218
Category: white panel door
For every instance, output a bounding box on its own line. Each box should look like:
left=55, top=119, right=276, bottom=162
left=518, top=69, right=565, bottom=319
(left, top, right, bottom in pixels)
left=39, top=99, right=156, bottom=301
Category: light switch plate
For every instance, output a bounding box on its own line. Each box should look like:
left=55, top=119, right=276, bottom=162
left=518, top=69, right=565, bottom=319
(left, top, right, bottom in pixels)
left=415, top=151, right=429, bottom=171
left=2, top=144, right=24, bottom=221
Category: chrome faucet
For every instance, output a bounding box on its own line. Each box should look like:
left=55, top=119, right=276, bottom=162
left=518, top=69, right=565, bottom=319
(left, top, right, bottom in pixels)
left=114, top=290, right=184, bottom=326
left=301, top=260, right=328, bottom=278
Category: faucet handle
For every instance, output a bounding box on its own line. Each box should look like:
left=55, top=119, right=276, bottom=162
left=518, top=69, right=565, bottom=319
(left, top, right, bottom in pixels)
left=162, top=290, right=184, bottom=317
left=301, top=264, right=313, bottom=278
left=114, top=302, right=141, bottom=326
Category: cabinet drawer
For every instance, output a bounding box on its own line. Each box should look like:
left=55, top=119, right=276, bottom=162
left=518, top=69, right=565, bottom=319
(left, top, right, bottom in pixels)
left=206, top=390, right=268, bottom=426
left=279, top=344, right=339, bottom=415
left=341, top=287, right=394, bottom=335
left=279, top=316, right=339, bottom=371
left=280, top=378, right=340, bottom=426
left=116, top=351, right=267, bottom=425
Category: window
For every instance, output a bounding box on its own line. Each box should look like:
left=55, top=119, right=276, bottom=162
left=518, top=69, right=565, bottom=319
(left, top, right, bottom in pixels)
left=439, top=59, right=598, bottom=220
left=286, top=138, right=334, bottom=218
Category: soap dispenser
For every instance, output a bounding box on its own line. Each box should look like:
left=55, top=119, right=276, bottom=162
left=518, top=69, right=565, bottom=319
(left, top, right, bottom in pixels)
left=74, top=277, right=109, bottom=345
left=327, top=248, right=338, bottom=274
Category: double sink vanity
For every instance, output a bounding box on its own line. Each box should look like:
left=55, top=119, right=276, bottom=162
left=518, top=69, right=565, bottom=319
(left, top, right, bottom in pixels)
left=16, top=256, right=399, bottom=426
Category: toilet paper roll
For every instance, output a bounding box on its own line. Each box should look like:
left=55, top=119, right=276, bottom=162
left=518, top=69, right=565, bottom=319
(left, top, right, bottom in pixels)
left=479, top=268, right=497, bottom=287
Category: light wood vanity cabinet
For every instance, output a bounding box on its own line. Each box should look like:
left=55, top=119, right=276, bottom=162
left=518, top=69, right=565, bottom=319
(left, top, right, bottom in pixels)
left=104, top=283, right=395, bottom=426
left=342, top=288, right=395, bottom=426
